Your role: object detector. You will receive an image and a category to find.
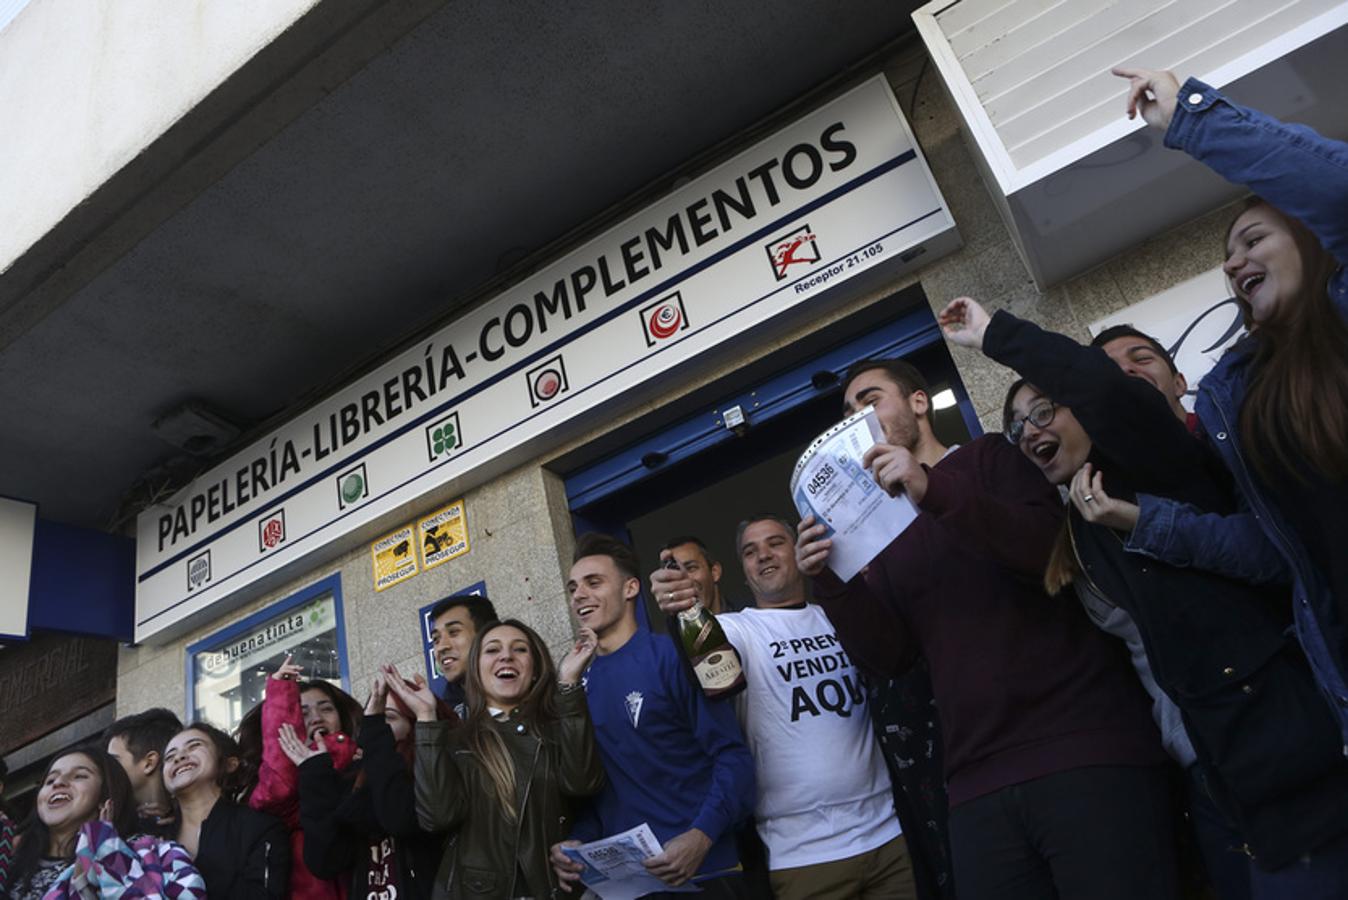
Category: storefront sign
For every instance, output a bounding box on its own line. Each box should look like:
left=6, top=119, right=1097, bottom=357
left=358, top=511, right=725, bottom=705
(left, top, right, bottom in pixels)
left=1089, top=267, right=1244, bottom=411
left=371, top=525, right=418, bottom=592
left=418, top=499, right=469, bottom=570
left=0, top=632, right=117, bottom=754
left=187, top=577, right=346, bottom=733
left=134, top=74, right=956, bottom=640
left=0, top=496, right=36, bottom=639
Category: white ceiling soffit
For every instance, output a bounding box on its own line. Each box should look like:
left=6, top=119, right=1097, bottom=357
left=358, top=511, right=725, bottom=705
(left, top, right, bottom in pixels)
left=915, top=0, right=1348, bottom=194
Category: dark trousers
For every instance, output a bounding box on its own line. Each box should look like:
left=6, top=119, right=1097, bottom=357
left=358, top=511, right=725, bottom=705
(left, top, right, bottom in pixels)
left=1247, top=828, right=1348, bottom=899
left=947, top=764, right=1178, bottom=900
left=1187, top=765, right=1348, bottom=900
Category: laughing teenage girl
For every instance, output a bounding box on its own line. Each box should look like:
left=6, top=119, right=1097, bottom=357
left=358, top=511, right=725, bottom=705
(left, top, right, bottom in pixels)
left=250, top=656, right=363, bottom=900
left=281, top=667, right=456, bottom=900
left=5, top=748, right=204, bottom=900
left=393, top=619, right=606, bottom=900
left=166, top=723, right=290, bottom=899
left=1110, top=67, right=1348, bottom=766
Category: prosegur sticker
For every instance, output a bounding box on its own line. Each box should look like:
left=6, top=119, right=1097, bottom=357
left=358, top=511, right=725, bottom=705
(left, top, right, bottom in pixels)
left=418, top=499, right=469, bottom=570
left=371, top=525, right=418, bottom=592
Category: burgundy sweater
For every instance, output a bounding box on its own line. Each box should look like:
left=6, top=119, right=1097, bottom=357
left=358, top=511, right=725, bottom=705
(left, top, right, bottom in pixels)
left=814, top=434, right=1165, bottom=807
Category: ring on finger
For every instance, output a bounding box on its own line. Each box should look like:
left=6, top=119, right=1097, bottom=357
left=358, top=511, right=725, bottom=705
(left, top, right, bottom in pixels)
left=1083, top=494, right=1095, bottom=503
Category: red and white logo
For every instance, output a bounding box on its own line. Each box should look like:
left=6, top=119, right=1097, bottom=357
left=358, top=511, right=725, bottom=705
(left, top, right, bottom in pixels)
left=526, top=355, right=570, bottom=408
left=765, top=224, right=821, bottom=281
left=258, top=510, right=286, bottom=552
left=638, top=292, right=689, bottom=347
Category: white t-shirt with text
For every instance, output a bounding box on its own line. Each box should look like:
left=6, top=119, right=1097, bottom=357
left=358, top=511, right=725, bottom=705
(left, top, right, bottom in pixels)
left=719, top=604, right=901, bottom=870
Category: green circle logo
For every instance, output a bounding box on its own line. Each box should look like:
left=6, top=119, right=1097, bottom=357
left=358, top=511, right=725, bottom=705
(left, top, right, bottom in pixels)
left=341, top=472, right=364, bottom=503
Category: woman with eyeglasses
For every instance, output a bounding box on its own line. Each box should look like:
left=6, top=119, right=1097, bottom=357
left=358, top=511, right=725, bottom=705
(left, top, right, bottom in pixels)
left=939, top=295, right=1348, bottom=897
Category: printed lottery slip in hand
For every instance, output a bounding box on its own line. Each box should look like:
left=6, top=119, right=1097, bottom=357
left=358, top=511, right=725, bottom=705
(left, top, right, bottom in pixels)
left=560, top=824, right=699, bottom=899
left=790, top=407, right=919, bottom=581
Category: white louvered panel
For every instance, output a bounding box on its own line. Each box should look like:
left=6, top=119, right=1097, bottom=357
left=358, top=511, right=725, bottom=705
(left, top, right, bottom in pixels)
left=977, top=0, right=1224, bottom=116
left=953, top=0, right=1134, bottom=86
left=992, top=0, right=1259, bottom=153
left=1009, top=1, right=1334, bottom=163
left=931, top=0, right=1341, bottom=168
left=944, top=0, right=1085, bottom=77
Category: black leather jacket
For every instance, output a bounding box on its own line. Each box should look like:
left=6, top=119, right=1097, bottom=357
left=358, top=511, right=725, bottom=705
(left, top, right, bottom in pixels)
left=414, top=686, right=605, bottom=899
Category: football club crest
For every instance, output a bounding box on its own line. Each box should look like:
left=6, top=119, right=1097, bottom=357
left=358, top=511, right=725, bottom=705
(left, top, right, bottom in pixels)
left=625, top=690, right=644, bottom=728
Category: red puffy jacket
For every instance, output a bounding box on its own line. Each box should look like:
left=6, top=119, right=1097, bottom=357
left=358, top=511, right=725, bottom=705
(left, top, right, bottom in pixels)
left=248, top=677, right=357, bottom=900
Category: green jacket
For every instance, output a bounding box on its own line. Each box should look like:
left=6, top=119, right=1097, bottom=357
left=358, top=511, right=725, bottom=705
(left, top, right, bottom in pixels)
left=413, top=687, right=605, bottom=899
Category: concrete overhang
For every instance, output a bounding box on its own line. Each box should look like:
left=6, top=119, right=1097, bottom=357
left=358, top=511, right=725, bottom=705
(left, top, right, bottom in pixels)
left=0, top=0, right=925, bottom=530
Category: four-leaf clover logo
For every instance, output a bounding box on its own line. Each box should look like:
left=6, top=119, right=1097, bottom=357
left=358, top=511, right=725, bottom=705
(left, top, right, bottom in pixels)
left=425, top=413, right=462, bottom=462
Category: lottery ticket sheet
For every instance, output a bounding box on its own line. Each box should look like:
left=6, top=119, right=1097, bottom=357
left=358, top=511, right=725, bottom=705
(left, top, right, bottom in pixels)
left=790, top=407, right=919, bottom=582
left=563, top=823, right=700, bottom=899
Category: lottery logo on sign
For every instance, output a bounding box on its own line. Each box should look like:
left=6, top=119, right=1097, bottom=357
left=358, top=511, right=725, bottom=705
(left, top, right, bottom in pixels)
left=336, top=463, right=369, bottom=510
left=258, top=510, right=286, bottom=553
left=765, top=223, right=821, bottom=281
left=526, top=355, right=569, bottom=408
left=187, top=551, right=211, bottom=592
left=425, top=412, right=463, bottom=464
left=638, top=292, right=690, bottom=347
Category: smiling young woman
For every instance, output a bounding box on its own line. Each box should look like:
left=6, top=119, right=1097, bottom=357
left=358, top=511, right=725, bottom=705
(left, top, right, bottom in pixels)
left=165, top=723, right=290, bottom=899
left=246, top=655, right=362, bottom=900
left=5, top=748, right=205, bottom=900
left=1112, top=69, right=1348, bottom=818
left=396, top=618, right=606, bottom=899
left=285, top=666, right=456, bottom=900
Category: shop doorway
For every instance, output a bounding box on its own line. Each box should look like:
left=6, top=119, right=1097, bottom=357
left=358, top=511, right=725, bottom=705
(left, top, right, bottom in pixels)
left=560, top=288, right=975, bottom=628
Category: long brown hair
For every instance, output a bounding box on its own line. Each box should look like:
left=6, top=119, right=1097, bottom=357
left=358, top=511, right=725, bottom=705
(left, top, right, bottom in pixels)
left=460, top=619, right=560, bottom=822
left=11, top=748, right=138, bottom=892
left=1230, top=199, right=1348, bottom=483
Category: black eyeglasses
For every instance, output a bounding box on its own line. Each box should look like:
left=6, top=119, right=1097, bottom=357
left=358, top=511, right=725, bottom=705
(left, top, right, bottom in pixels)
left=1006, top=400, right=1056, bottom=445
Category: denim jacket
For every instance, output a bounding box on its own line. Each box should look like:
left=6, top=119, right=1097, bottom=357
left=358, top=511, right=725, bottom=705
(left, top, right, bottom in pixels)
left=1127, top=78, right=1348, bottom=750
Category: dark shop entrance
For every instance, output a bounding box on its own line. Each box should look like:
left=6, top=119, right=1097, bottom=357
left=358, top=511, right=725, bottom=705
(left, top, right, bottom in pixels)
left=559, top=285, right=978, bottom=628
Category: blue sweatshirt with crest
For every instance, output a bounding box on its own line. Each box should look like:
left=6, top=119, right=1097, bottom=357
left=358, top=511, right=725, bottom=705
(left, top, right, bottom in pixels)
left=571, top=627, right=755, bottom=878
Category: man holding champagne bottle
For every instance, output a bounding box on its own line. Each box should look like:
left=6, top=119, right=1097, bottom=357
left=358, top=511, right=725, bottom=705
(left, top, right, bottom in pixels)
left=653, top=515, right=917, bottom=900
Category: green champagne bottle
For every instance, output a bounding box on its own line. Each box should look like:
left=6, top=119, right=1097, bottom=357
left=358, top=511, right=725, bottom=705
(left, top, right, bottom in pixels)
left=668, top=559, right=746, bottom=698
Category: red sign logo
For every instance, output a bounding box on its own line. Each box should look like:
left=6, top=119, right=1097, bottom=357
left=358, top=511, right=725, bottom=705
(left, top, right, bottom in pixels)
left=534, top=368, right=562, bottom=400
left=525, top=355, right=570, bottom=408
left=638, top=292, right=690, bottom=347
left=765, top=224, right=821, bottom=281
left=649, top=303, right=682, bottom=339
left=258, top=511, right=286, bottom=552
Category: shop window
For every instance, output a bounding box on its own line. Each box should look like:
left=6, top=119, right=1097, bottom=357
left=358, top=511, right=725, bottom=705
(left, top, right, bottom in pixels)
left=185, top=574, right=348, bottom=733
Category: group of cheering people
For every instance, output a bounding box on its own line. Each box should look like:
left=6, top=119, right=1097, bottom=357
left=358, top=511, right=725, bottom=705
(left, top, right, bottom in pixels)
left=791, top=66, right=1348, bottom=900
left=1, top=65, right=1346, bottom=900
